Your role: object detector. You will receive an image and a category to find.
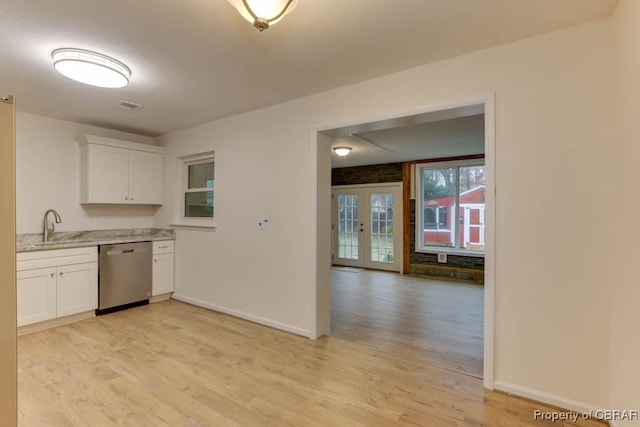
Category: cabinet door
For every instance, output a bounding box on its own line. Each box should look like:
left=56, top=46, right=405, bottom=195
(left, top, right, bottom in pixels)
left=57, top=262, right=98, bottom=317
left=129, top=150, right=163, bottom=205
left=85, top=144, right=129, bottom=203
left=152, top=253, right=174, bottom=296
left=17, top=267, right=56, bottom=326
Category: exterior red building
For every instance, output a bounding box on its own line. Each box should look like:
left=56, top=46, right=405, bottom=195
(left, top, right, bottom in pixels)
left=423, top=186, right=485, bottom=250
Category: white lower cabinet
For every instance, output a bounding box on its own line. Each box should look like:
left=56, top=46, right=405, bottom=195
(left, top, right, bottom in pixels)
left=152, top=241, right=175, bottom=297
left=57, top=262, right=99, bottom=317
left=17, top=247, right=98, bottom=327
left=16, top=267, right=57, bottom=327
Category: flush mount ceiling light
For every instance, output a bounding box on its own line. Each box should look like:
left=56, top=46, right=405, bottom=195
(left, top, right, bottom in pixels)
left=52, top=48, right=131, bottom=88
left=228, top=0, right=298, bottom=31
left=333, top=146, right=353, bottom=157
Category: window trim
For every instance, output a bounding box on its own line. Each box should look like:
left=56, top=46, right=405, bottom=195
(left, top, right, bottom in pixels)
left=415, top=159, right=485, bottom=256
left=172, top=151, right=215, bottom=229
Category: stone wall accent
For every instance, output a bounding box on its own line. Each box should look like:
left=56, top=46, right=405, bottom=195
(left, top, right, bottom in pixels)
left=410, top=263, right=484, bottom=284
left=332, top=163, right=403, bottom=186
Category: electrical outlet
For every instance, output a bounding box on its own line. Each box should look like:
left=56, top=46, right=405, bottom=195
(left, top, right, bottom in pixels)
left=437, top=253, right=447, bottom=263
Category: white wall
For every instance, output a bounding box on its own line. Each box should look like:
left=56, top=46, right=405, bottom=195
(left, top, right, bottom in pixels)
left=156, top=19, right=616, bottom=409
left=16, top=113, right=158, bottom=234
left=613, top=1, right=640, bottom=424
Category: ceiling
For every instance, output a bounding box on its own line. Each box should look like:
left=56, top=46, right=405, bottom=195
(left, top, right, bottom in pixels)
left=0, top=0, right=618, bottom=137
left=329, top=106, right=485, bottom=168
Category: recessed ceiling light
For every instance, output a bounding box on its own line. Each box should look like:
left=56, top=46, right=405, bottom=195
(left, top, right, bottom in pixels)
left=52, top=48, right=131, bottom=88
left=333, top=146, right=353, bottom=157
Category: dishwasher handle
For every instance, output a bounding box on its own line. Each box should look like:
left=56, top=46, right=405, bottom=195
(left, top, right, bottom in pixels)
left=106, top=248, right=147, bottom=256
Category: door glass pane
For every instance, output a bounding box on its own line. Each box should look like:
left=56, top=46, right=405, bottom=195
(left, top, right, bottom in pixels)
left=185, top=191, right=213, bottom=217
left=337, top=194, right=359, bottom=260
left=188, top=162, right=214, bottom=189
left=370, top=192, right=394, bottom=263
left=422, top=167, right=456, bottom=247
left=459, top=165, right=485, bottom=251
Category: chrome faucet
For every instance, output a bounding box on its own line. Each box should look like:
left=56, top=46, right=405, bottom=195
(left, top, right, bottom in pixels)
left=43, top=209, right=62, bottom=242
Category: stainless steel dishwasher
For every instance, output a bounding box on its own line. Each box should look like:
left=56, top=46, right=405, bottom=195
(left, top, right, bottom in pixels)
left=98, top=241, right=152, bottom=314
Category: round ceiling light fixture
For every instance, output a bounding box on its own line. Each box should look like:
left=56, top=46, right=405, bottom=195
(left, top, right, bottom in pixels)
left=333, top=146, right=353, bottom=157
left=228, top=0, right=298, bottom=31
left=52, top=48, right=131, bottom=88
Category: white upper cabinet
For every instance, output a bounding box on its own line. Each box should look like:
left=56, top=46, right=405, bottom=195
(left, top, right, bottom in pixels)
left=83, top=144, right=129, bottom=203
left=128, top=149, right=163, bottom=204
left=79, top=135, right=164, bottom=205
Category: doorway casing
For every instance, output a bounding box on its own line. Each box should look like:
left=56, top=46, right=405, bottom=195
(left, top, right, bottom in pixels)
left=310, top=94, right=496, bottom=389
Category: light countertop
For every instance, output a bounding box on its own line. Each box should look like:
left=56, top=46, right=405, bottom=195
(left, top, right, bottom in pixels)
left=17, top=228, right=175, bottom=253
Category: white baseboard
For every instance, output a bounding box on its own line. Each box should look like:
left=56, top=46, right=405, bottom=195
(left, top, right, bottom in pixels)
left=171, top=293, right=310, bottom=338
left=494, top=380, right=612, bottom=423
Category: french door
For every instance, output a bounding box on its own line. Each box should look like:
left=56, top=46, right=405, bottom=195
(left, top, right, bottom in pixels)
left=332, top=183, right=402, bottom=272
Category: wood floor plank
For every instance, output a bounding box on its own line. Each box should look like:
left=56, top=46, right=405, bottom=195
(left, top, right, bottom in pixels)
left=17, top=270, right=606, bottom=426
left=331, top=269, right=484, bottom=378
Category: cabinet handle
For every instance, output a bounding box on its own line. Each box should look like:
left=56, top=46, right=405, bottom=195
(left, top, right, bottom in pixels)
left=131, top=198, right=134, bottom=201
left=50, top=273, right=54, bottom=278
left=125, top=197, right=129, bottom=200
left=154, top=259, right=157, bottom=263
left=59, top=272, right=64, bottom=277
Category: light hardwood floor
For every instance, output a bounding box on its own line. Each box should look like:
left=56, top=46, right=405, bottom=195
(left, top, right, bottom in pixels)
left=18, top=276, right=605, bottom=426
left=331, top=268, right=484, bottom=378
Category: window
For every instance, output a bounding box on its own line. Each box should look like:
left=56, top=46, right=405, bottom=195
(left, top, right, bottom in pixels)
left=184, top=160, right=214, bottom=218
left=175, top=152, right=215, bottom=227
left=424, top=206, right=448, bottom=230
left=416, top=160, right=485, bottom=254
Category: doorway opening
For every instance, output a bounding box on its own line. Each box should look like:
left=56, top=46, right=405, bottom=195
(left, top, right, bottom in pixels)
left=312, top=95, right=495, bottom=388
